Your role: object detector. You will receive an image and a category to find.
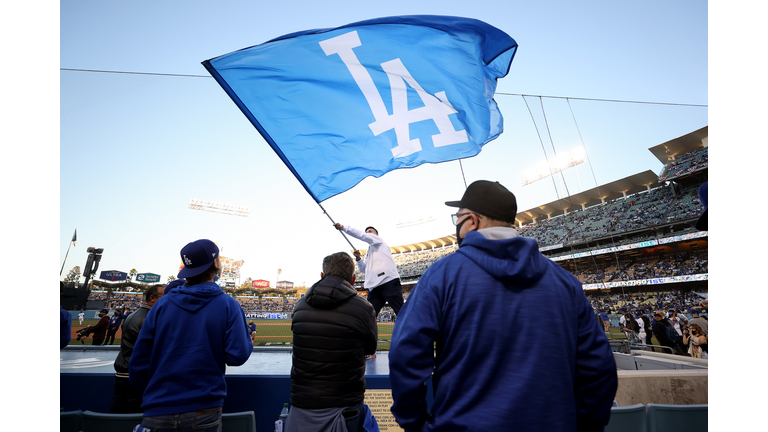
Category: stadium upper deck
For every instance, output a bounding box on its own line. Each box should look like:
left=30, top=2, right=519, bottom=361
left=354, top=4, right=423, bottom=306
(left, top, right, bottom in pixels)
left=353, top=126, right=708, bottom=291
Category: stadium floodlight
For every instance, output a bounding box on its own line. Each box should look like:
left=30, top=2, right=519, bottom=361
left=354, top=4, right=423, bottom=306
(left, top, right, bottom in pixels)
left=188, top=199, right=250, bottom=217
left=520, top=146, right=586, bottom=186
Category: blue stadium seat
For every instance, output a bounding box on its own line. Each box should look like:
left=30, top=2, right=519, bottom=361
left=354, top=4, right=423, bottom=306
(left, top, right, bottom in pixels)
left=223, top=411, right=257, bottom=432
left=60, top=409, right=82, bottom=432
left=604, top=403, right=646, bottom=432
left=81, top=410, right=144, bottom=432
left=646, top=404, right=707, bottom=432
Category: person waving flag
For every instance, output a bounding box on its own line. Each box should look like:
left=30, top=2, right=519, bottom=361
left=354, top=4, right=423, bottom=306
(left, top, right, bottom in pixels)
left=204, top=15, right=517, bottom=202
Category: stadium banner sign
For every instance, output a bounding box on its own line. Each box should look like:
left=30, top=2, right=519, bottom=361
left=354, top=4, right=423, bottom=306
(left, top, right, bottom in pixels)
left=552, top=234, right=703, bottom=263
left=582, top=273, right=708, bottom=290
left=136, top=273, right=161, bottom=283
left=100, top=270, right=127, bottom=281
left=276, top=281, right=294, bottom=289
left=657, top=231, right=707, bottom=244
left=244, top=312, right=291, bottom=319
left=252, top=279, right=270, bottom=288
left=539, top=244, right=563, bottom=252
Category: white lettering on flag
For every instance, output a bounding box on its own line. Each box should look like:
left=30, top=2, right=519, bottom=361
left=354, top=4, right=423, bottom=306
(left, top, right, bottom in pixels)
left=320, top=31, right=468, bottom=158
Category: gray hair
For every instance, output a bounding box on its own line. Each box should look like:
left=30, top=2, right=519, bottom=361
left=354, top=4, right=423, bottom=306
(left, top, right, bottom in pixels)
left=322, top=252, right=355, bottom=282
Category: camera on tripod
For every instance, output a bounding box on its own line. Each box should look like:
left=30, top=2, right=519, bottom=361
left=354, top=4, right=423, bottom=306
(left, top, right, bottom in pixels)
left=75, top=326, right=93, bottom=343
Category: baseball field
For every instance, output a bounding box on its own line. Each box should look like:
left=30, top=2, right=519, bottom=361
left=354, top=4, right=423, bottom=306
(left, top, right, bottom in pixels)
left=70, top=318, right=654, bottom=352
left=70, top=319, right=397, bottom=350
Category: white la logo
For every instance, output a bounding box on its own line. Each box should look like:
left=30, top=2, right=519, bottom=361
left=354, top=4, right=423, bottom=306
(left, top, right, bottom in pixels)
left=320, top=31, right=468, bottom=158
left=183, top=255, right=192, bottom=265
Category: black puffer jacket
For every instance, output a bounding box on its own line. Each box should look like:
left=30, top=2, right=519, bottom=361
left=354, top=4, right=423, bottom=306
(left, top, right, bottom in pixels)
left=290, top=275, right=378, bottom=409
left=113, top=304, right=150, bottom=376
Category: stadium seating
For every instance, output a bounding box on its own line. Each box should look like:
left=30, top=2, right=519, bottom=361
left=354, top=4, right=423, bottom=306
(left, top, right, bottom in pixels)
left=81, top=410, right=144, bottom=432
left=222, top=411, right=257, bottom=432
left=60, top=410, right=82, bottom=432
left=603, top=404, right=707, bottom=432
left=604, top=403, right=646, bottom=432
left=645, top=404, right=708, bottom=432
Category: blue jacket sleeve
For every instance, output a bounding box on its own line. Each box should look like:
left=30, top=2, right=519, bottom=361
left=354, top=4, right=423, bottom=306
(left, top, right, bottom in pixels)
left=129, top=307, right=157, bottom=391
left=574, top=287, right=619, bottom=430
left=225, top=301, right=253, bottom=366
left=389, top=276, right=441, bottom=431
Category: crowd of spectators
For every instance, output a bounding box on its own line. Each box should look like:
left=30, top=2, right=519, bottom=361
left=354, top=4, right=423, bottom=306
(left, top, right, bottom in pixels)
left=355, top=246, right=458, bottom=283
left=519, top=181, right=704, bottom=247
left=586, top=289, right=707, bottom=318
left=658, top=147, right=708, bottom=181
left=568, top=250, right=707, bottom=285
left=88, top=291, right=142, bottom=311
left=235, top=297, right=297, bottom=312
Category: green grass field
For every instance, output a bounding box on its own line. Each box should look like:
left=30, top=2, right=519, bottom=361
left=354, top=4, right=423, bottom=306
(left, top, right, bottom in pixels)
left=71, top=319, right=396, bottom=350
left=72, top=318, right=659, bottom=353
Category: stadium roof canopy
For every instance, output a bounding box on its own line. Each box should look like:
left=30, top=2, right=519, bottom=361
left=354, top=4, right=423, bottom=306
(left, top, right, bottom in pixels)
left=367, top=170, right=660, bottom=254
left=514, top=170, right=660, bottom=224
left=648, top=126, right=708, bottom=164
left=388, top=235, right=458, bottom=254
left=371, top=126, right=709, bottom=255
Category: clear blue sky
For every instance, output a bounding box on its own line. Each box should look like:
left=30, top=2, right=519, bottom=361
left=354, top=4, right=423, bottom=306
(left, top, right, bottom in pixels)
left=3, top=1, right=764, bottom=427
left=55, top=1, right=709, bottom=289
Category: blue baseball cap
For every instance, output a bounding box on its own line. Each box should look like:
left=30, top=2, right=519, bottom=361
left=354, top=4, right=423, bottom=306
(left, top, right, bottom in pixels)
left=164, top=278, right=187, bottom=294
left=178, top=239, right=219, bottom=278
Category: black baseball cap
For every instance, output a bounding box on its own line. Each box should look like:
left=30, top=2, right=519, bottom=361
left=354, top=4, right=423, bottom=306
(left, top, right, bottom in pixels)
left=445, top=180, right=517, bottom=223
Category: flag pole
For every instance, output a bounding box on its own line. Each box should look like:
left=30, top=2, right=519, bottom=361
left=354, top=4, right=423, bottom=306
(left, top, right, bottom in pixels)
left=317, top=203, right=357, bottom=250
left=60, top=240, right=73, bottom=276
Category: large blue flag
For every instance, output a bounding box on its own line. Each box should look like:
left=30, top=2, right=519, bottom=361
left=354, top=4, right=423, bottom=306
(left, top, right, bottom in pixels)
left=203, top=15, right=517, bottom=202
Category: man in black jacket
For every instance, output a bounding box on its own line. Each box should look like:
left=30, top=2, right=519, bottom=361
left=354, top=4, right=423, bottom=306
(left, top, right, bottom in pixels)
left=287, top=252, right=378, bottom=432
left=652, top=312, right=684, bottom=355
left=109, top=283, right=165, bottom=413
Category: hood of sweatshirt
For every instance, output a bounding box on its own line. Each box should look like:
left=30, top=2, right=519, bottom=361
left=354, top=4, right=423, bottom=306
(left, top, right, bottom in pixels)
left=457, top=229, right=549, bottom=287
left=166, top=281, right=224, bottom=312
left=304, top=275, right=357, bottom=309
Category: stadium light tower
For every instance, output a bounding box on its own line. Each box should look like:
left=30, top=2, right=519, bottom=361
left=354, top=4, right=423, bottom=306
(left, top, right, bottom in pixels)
left=187, top=199, right=250, bottom=283
left=521, top=146, right=586, bottom=207
left=188, top=199, right=250, bottom=217
left=81, top=247, right=104, bottom=291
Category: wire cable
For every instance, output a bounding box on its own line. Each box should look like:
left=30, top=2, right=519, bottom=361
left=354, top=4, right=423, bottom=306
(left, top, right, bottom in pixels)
left=60, top=68, right=708, bottom=107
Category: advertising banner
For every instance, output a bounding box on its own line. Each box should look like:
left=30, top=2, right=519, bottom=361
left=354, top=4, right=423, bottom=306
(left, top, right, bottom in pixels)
left=252, top=279, right=270, bottom=288
left=276, top=281, right=294, bottom=289
left=244, top=312, right=290, bottom=319
left=100, top=270, right=127, bottom=281
left=136, top=273, right=161, bottom=283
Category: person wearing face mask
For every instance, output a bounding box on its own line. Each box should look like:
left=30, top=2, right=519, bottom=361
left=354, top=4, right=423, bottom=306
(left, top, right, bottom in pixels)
left=130, top=239, right=253, bottom=432
left=389, top=180, right=617, bottom=432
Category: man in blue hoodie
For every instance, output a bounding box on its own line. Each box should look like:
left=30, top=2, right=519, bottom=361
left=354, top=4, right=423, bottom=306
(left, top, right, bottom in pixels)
left=104, top=307, right=124, bottom=345
left=130, top=239, right=253, bottom=431
left=389, top=180, right=618, bottom=432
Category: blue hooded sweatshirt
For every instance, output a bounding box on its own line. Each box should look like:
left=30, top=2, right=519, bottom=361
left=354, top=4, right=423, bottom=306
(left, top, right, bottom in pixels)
left=389, top=230, right=617, bottom=432
left=130, top=282, right=253, bottom=416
